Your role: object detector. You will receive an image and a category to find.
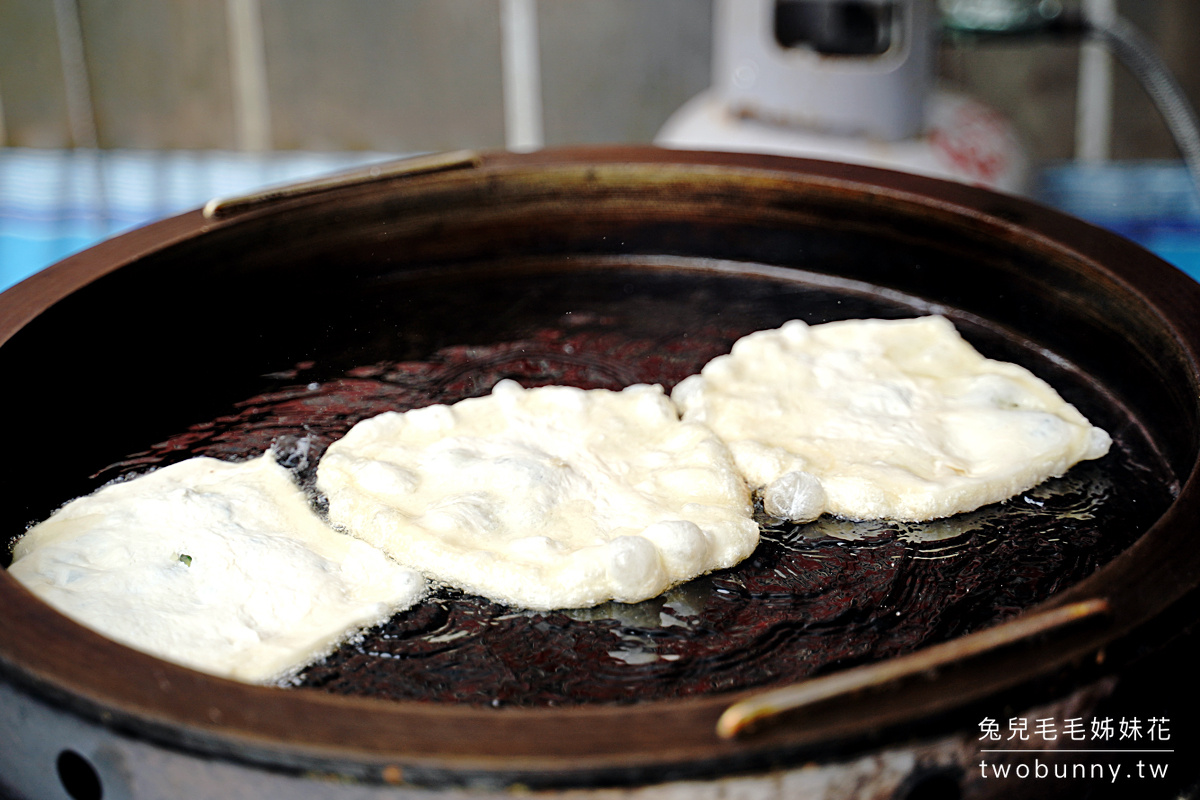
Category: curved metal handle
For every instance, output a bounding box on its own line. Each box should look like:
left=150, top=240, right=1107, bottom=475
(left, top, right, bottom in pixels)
left=717, top=597, right=1111, bottom=740
left=202, top=150, right=482, bottom=220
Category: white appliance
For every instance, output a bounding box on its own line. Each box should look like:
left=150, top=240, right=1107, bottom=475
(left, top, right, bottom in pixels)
left=657, top=0, right=1030, bottom=194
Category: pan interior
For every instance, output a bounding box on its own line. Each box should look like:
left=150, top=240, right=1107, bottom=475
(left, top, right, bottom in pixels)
left=4, top=256, right=1172, bottom=708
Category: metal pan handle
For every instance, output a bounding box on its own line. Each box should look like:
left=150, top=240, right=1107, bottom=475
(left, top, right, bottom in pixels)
left=202, top=150, right=481, bottom=220
left=717, top=597, right=1111, bottom=740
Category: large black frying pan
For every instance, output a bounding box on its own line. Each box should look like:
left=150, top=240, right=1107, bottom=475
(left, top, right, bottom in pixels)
left=1, top=147, right=1198, bottom=792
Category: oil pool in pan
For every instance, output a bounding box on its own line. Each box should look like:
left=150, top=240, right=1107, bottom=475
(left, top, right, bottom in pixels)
left=77, top=264, right=1175, bottom=707
left=3, top=148, right=1200, bottom=797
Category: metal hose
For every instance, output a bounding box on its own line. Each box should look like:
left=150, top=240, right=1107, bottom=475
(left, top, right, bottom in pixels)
left=942, top=4, right=1200, bottom=203
left=1083, top=12, right=1200, bottom=203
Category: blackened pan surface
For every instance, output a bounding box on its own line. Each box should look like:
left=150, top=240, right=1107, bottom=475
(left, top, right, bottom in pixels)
left=70, top=261, right=1171, bottom=708
left=0, top=148, right=1197, bottom=788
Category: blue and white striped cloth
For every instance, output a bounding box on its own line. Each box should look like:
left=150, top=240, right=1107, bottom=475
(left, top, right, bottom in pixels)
left=1037, top=160, right=1200, bottom=282
left=2, top=149, right=1198, bottom=294
left=0, top=148, right=402, bottom=293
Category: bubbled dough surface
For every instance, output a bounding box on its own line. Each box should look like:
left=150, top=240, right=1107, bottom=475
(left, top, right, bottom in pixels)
left=316, top=380, right=759, bottom=610
left=672, top=316, right=1112, bottom=522
left=9, top=455, right=425, bottom=683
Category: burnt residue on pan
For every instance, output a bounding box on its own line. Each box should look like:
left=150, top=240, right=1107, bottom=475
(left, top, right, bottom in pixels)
left=79, top=265, right=1175, bottom=708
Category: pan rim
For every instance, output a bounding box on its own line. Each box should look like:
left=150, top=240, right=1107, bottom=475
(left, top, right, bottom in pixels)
left=2, top=145, right=1198, bottom=789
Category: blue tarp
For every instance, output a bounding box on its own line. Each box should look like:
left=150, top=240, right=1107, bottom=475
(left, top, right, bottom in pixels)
left=0, top=148, right=401, bottom=293
left=1037, top=160, right=1200, bottom=282
left=2, top=150, right=1198, bottom=293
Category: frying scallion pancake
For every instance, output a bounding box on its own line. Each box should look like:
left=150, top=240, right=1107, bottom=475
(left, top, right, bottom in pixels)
left=672, top=316, right=1111, bottom=522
